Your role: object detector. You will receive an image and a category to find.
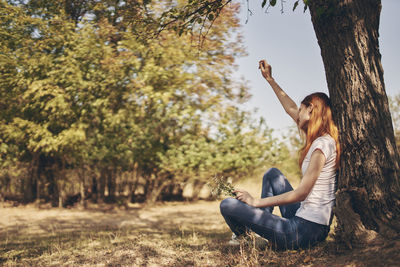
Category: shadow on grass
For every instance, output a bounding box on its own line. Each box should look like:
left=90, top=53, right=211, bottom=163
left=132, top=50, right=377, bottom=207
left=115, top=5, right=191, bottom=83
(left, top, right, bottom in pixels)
left=3, top=203, right=397, bottom=266
left=0, top=203, right=234, bottom=265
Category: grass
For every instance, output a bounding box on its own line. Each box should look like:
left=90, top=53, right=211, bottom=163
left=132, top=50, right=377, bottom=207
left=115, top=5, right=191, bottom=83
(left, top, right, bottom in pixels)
left=0, top=201, right=237, bottom=266
left=1, top=177, right=399, bottom=266
left=0, top=200, right=325, bottom=266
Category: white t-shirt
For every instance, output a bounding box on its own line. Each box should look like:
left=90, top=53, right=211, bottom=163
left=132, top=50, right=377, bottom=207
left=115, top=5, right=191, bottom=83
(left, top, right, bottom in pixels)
left=295, top=134, right=337, bottom=226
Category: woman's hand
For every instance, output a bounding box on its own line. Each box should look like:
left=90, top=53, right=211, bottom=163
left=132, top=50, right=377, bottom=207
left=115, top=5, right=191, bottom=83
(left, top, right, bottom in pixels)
left=259, top=59, right=273, bottom=81
left=234, top=189, right=257, bottom=207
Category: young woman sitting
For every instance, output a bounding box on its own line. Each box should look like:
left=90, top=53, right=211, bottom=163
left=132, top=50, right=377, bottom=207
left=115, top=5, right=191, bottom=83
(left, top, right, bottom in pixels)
left=220, top=59, right=341, bottom=250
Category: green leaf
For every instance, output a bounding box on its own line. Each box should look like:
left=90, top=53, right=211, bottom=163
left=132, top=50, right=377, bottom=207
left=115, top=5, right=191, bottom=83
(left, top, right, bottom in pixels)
left=208, top=13, right=214, bottom=21
left=262, top=0, right=267, bottom=8
left=303, top=0, right=309, bottom=12
left=293, top=1, right=299, bottom=11
left=270, top=0, right=277, bottom=7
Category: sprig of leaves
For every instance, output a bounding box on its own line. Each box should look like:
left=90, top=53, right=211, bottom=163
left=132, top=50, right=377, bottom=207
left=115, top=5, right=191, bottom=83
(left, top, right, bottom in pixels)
left=208, top=175, right=236, bottom=197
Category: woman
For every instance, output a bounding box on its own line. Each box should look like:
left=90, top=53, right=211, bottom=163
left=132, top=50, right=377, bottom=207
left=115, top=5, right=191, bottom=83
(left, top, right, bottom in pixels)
left=220, top=59, right=341, bottom=250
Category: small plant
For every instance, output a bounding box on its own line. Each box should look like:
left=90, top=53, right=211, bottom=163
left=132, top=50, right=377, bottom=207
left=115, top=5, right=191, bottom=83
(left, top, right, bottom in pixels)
left=208, top=175, right=237, bottom=197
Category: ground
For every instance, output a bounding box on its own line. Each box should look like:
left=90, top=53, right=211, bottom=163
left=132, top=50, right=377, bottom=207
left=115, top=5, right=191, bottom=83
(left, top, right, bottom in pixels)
left=1, top=179, right=399, bottom=266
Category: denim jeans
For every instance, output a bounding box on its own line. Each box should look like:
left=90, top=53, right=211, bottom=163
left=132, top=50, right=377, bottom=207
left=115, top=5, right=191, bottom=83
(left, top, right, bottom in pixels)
left=220, top=168, right=330, bottom=250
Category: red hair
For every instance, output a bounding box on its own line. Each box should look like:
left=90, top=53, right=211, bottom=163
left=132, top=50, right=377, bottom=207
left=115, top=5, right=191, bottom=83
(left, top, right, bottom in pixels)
left=299, top=93, right=340, bottom=169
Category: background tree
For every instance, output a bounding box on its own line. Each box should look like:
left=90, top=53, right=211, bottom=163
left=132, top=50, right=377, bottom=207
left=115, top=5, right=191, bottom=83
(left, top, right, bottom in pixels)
left=0, top=0, right=288, bottom=205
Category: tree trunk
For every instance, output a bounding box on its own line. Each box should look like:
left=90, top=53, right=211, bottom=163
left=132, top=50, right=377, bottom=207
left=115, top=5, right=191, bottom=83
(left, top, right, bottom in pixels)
left=35, top=154, right=44, bottom=206
left=128, top=171, right=135, bottom=203
left=80, top=179, right=86, bottom=208
left=128, top=162, right=140, bottom=203
left=78, top=167, right=86, bottom=208
left=308, top=0, right=400, bottom=247
left=45, top=157, right=57, bottom=206
left=145, top=178, right=168, bottom=204
left=24, top=154, right=38, bottom=203
left=58, top=193, right=63, bottom=208
left=36, top=175, right=40, bottom=206
left=106, top=167, right=116, bottom=202
left=91, top=175, right=98, bottom=203
left=99, top=167, right=106, bottom=202
left=57, top=158, right=66, bottom=208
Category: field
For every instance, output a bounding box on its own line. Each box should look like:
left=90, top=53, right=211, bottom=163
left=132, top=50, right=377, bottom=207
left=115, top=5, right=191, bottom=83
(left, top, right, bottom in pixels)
left=1, top=179, right=399, bottom=266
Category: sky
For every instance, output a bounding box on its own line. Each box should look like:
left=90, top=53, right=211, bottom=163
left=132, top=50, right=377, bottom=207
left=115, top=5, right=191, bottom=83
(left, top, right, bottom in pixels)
left=234, top=0, right=400, bottom=137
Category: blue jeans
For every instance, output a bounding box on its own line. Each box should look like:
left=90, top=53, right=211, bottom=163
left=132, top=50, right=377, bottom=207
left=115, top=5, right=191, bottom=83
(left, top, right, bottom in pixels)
left=220, top=168, right=330, bottom=250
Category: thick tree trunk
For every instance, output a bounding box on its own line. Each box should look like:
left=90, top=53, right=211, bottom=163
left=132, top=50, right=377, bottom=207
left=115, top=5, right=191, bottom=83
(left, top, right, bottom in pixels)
left=308, top=0, right=400, bottom=247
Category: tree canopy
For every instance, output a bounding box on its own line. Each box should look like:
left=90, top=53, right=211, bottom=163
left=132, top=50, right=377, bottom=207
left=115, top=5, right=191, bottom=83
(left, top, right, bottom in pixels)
left=0, top=0, right=297, bottom=205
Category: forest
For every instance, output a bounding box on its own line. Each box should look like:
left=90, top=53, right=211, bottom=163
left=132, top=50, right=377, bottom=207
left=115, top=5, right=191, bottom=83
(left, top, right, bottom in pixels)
left=0, top=0, right=304, bottom=207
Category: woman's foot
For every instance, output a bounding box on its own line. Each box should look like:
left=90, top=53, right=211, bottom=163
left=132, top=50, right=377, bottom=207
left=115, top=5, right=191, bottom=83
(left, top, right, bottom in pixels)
left=227, top=233, right=252, bottom=246
left=228, top=233, right=241, bottom=246
left=227, top=233, right=269, bottom=249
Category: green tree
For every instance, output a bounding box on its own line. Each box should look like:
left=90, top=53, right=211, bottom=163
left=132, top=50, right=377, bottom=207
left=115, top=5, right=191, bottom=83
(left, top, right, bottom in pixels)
left=158, top=108, right=279, bottom=182
left=0, top=0, right=283, bottom=205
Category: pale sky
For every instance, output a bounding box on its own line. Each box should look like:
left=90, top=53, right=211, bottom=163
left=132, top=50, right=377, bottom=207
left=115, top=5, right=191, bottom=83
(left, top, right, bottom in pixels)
left=235, top=0, right=400, bottom=136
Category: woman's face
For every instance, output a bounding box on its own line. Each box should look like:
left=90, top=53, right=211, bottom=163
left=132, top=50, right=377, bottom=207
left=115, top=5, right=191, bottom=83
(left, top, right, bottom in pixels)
left=298, top=104, right=312, bottom=131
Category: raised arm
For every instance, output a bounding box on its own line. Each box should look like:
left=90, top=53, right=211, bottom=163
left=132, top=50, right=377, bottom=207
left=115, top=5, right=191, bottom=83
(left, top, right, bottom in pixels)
left=259, top=59, right=299, bottom=124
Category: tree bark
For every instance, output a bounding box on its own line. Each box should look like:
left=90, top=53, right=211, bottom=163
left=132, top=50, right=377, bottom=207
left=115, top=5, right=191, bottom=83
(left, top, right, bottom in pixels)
left=308, top=0, right=400, bottom=247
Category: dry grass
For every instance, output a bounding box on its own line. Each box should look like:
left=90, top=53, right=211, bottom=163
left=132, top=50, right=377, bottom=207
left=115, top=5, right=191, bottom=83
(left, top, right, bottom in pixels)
left=0, top=201, right=229, bottom=266
left=1, top=177, right=399, bottom=266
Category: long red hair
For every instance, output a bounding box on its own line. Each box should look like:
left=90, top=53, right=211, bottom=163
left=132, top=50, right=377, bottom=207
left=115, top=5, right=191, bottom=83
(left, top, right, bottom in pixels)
left=299, top=92, right=340, bottom=169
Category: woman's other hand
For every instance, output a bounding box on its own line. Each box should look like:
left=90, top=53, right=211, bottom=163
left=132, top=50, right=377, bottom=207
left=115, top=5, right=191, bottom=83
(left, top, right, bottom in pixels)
left=259, top=59, right=273, bottom=81
left=234, top=189, right=257, bottom=207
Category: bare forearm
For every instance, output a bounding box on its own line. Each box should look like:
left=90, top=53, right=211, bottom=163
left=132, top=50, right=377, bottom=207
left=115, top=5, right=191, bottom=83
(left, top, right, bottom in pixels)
left=252, top=154, right=325, bottom=209
left=266, top=78, right=298, bottom=116
left=253, top=189, right=304, bottom=208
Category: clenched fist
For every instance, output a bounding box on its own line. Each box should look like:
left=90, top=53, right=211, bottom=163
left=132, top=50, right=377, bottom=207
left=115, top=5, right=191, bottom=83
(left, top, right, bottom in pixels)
left=259, top=59, right=273, bottom=81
